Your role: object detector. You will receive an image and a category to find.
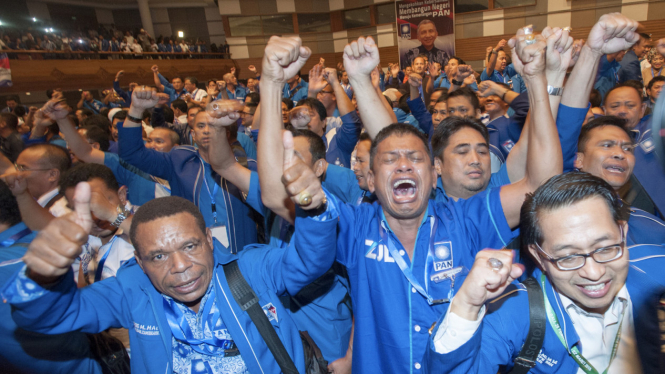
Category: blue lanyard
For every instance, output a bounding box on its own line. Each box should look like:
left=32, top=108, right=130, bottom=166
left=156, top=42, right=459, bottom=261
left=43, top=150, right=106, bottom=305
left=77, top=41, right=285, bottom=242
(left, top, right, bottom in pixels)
left=0, top=228, right=31, bottom=247
left=202, top=162, right=221, bottom=224
left=94, top=236, right=118, bottom=282
left=378, top=216, right=441, bottom=305
left=163, top=275, right=235, bottom=356
left=653, top=67, right=662, bottom=78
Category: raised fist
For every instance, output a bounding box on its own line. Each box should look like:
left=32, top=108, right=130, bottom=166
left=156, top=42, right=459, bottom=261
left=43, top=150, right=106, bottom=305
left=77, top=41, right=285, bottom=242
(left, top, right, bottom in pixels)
left=343, top=36, right=379, bottom=81
left=261, top=36, right=312, bottom=85
left=586, top=13, right=639, bottom=55
left=408, top=73, right=422, bottom=88
left=150, top=65, right=159, bottom=73
left=205, top=100, right=244, bottom=127
left=281, top=131, right=326, bottom=210
left=323, top=67, right=339, bottom=86
left=248, top=65, right=257, bottom=73
left=508, top=28, right=547, bottom=78
left=541, top=27, right=575, bottom=74
left=131, top=86, right=163, bottom=110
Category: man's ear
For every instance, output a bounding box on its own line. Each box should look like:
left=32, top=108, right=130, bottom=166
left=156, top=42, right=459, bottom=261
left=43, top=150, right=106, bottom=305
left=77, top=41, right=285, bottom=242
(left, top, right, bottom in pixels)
left=91, top=142, right=101, bottom=150
left=367, top=169, right=376, bottom=193
left=434, top=157, right=443, bottom=176
left=527, top=244, right=545, bottom=272
left=134, top=251, right=145, bottom=272
left=206, top=227, right=214, bottom=249
left=314, top=159, right=327, bottom=178
left=117, top=185, right=128, bottom=206
left=48, top=169, right=60, bottom=183
left=574, top=152, right=584, bottom=170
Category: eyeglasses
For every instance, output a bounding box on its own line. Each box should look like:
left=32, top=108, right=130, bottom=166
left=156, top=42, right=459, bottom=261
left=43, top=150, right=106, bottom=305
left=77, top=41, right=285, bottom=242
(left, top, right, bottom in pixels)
left=535, top=226, right=625, bottom=271
left=14, top=163, right=52, bottom=172
left=318, top=90, right=334, bottom=95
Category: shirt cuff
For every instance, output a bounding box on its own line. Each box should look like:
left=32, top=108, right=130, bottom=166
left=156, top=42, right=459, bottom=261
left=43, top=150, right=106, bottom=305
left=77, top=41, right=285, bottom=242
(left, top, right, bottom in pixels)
left=299, top=189, right=339, bottom=222
left=432, top=301, right=486, bottom=354
left=1, top=265, right=49, bottom=304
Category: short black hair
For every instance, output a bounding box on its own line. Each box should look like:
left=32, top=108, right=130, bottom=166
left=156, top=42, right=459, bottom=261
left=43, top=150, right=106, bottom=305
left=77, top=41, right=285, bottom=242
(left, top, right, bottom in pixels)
left=639, top=32, right=651, bottom=41
left=431, top=116, right=489, bottom=160
left=184, top=76, right=198, bottom=86
left=5, top=95, right=19, bottom=103
left=296, top=98, right=327, bottom=122
left=162, top=106, right=175, bottom=123
left=603, top=83, right=643, bottom=106
left=246, top=92, right=260, bottom=105
left=282, top=98, right=294, bottom=111
left=520, top=171, right=623, bottom=250
left=112, top=110, right=127, bottom=122
left=589, top=89, right=602, bottom=108
left=622, top=80, right=644, bottom=97
left=0, top=113, right=18, bottom=131
left=578, top=116, right=632, bottom=153
left=0, top=180, right=21, bottom=227
left=142, top=109, right=152, bottom=121
left=59, top=163, right=119, bottom=194
left=79, top=108, right=94, bottom=118
left=647, top=75, right=665, bottom=91
left=291, top=129, right=326, bottom=163
left=358, top=132, right=371, bottom=143
left=171, top=99, right=188, bottom=114
left=84, top=125, right=111, bottom=152
left=370, top=124, right=431, bottom=170
left=23, top=144, right=72, bottom=173
left=447, top=86, right=480, bottom=112
left=13, top=106, right=26, bottom=117
left=448, top=56, right=466, bottom=65
left=82, top=114, right=112, bottom=134
left=130, top=196, right=206, bottom=254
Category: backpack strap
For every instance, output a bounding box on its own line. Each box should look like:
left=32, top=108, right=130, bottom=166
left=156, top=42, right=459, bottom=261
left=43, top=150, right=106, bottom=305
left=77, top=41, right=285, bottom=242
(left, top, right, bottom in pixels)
left=223, top=261, right=299, bottom=374
left=509, top=277, right=546, bottom=374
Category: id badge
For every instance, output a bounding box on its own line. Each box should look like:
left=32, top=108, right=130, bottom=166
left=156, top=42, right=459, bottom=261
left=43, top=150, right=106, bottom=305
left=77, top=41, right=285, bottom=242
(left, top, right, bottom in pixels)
left=210, top=224, right=229, bottom=248
left=428, top=266, right=469, bottom=303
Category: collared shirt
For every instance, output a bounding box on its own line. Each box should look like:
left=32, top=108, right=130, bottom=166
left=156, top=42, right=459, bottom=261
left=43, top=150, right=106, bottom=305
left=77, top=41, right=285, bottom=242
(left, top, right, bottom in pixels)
left=332, top=188, right=514, bottom=373
left=175, top=114, right=188, bottom=127
left=72, top=233, right=135, bottom=284
left=480, top=64, right=517, bottom=85
left=83, top=99, right=105, bottom=114
left=189, top=88, right=208, bottom=103
left=560, top=286, right=642, bottom=374
left=225, top=86, right=248, bottom=102
left=168, top=283, right=248, bottom=374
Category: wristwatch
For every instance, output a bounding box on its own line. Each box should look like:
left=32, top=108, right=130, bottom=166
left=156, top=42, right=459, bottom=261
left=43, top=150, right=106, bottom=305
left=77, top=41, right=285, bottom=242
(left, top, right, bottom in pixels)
left=451, top=79, right=463, bottom=86
left=547, top=85, right=563, bottom=96
left=111, top=204, right=130, bottom=228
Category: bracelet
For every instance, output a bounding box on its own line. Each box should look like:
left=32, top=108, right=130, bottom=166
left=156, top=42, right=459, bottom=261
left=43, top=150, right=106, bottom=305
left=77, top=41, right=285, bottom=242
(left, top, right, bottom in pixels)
left=126, top=114, right=143, bottom=123
left=501, top=90, right=508, bottom=101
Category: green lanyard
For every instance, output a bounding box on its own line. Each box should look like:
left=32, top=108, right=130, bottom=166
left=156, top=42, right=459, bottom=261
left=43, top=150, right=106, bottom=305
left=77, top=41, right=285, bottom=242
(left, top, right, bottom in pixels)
left=540, top=274, right=625, bottom=374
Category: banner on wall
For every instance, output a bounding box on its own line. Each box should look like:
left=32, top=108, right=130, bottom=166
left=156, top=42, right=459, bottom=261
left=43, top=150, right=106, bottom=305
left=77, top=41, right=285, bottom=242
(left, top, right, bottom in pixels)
left=396, top=0, right=455, bottom=70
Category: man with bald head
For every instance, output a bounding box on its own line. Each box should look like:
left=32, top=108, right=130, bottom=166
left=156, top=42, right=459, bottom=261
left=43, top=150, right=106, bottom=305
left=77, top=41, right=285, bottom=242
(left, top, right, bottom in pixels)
left=224, top=71, right=249, bottom=102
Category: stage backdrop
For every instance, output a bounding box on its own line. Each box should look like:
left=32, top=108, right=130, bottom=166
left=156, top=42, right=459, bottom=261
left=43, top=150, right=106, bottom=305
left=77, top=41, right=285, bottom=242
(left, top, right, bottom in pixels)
left=396, top=0, right=455, bottom=70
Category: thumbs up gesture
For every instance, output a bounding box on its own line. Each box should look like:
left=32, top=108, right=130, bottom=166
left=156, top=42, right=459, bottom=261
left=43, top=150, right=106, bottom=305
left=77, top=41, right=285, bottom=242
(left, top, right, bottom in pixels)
left=280, top=131, right=327, bottom=209
left=23, top=182, right=93, bottom=284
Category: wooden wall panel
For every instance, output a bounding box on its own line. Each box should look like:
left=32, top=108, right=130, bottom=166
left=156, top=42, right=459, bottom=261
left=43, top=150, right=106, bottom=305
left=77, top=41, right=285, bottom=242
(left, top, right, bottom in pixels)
left=8, top=59, right=237, bottom=93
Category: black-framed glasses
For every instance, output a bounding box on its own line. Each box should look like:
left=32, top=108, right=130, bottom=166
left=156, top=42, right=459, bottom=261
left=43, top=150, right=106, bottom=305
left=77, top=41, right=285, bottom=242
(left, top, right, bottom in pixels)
left=14, top=163, right=52, bottom=172
left=535, top=226, right=625, bottom=271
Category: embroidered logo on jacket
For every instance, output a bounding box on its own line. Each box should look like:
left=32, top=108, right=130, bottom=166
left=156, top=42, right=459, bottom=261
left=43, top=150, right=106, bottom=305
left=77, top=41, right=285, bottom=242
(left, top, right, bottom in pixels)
left=364, top=240, right=396, bottom=263
left=134, top=322, right=160, bottom=336
left=263, top=303, right=278, bottom=322
left=433, top=241, right=453, bottom=271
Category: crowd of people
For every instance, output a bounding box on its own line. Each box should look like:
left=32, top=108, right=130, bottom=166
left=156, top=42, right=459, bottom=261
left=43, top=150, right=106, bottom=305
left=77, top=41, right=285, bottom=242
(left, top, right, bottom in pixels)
left=0, top=24, right=231, bottom=59
left=0, top=11, right=665, bottom=374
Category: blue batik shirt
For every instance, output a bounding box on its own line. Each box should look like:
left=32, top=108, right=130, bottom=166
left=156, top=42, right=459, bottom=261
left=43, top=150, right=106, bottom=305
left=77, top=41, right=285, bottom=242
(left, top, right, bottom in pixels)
left=167, top=284, right=248, bottom=374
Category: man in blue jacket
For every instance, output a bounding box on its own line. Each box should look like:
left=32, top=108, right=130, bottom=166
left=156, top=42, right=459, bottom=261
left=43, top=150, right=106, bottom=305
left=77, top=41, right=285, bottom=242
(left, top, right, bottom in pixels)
left=425, top=171, right=665, bottom=374
left=0, top=180, right=103, bottom=374
left=1, top=147, right=337, bottom=374
left=118, top=88, right=260, bottom=254
left=618, top=32, right=650, bottom=83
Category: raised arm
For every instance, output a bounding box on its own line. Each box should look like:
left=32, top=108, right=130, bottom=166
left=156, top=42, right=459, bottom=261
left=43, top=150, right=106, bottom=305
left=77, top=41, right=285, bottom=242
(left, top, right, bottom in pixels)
left=258, top=36, right=311, bottom=222
left=151, top=65, right=165, bottom=91
left=307, top=64, right=327, bottom=99
left=345, top=37, right=392, bottom=139
left=3, top=173, right=54, bottom=230
left=372, top=67, right=398, bottom=124
left=324, top=67, right=354, bottom=116
left=484, top=39, right=506, bottom=78
left=500, top=29, right=561, bottom=229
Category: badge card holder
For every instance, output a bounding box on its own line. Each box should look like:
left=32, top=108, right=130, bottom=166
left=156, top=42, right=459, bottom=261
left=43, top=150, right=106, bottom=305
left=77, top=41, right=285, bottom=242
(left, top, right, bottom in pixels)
left=210, top=224, right=229, bottom=248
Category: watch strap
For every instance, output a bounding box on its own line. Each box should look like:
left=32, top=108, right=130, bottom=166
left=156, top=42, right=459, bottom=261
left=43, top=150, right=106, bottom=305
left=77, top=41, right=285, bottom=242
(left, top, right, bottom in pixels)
left=547, top=85, right=563, bottom=96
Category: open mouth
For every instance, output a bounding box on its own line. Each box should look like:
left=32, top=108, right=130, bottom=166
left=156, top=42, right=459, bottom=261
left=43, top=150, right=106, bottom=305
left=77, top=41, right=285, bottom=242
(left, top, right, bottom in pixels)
left=605, top=165, right=626, bottom=174
left=174, top=276, right=201, bottom=294
left=392, top=179, right=417, bottom=202
left=577, top=280, right=611, bottom=298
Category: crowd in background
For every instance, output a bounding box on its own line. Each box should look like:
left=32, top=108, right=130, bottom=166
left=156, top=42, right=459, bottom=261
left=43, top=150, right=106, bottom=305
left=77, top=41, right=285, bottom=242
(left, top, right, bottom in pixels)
left=0, top=23, right=231, bottom=59
left=1, top=11, right=665, bottom=374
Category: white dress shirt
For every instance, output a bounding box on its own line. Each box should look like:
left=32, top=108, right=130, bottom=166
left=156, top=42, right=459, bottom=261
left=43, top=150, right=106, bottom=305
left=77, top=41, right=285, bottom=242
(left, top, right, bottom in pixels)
left=37, top=188, right=71, bottom=217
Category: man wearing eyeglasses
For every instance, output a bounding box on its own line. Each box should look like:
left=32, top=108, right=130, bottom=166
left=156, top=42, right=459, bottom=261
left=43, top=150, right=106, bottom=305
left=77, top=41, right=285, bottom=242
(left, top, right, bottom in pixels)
left=425, top=171, right=665, bottom=373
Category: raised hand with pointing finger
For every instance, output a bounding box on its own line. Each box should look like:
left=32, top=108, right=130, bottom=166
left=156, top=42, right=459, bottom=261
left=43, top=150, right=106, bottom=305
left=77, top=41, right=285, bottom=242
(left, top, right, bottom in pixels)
left=23, top=182, right=93, bottom=284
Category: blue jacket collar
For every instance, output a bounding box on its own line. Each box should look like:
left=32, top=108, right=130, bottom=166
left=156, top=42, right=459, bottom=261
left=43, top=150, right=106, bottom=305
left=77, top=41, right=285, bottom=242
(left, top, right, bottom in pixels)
left=532, top=268, right=581, bottom=350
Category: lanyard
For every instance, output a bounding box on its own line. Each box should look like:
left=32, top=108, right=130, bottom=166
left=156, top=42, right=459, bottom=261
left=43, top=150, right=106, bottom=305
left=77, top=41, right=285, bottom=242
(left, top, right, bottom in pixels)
left=163, top=276, right=236, bottom=356
left=201, top=161, right=221, bottom=224
left=0, top=228, right=31, bottom=247
left=94, top=236, right=119, bottom=282
left=652, top=67, right=662, bottom=78
left=540, top=274, right=624, bottom=374
left=378, top=217, right=444, bottom=305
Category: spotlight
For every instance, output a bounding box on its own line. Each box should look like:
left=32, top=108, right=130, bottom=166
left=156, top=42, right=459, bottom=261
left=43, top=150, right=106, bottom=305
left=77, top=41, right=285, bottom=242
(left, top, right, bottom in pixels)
left=32, top=17, right=37, bottom=22
left=178, top=31, right=184, bottom=38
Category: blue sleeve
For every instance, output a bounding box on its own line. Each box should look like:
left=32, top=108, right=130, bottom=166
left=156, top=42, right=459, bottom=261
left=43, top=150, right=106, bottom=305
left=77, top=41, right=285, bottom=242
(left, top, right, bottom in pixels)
left=245, top=171, right=267, bottom=217
left=104, top=152, right=159, bottom=206
left=597, top=55, right=613, bottom=77
left=158, top=73, right=173, bottom=89
left=508, top=90, right=529, bottom=125
left=468, top=81, right=479, bottom=91
left=49, top=138, right=67, bottom=149
left=162, top=84, right=175, bottom=99
left=255, top=191, right=340, bottom=296
left=2, top=267, right=131, bottom=335
left=237, top=132, right=257, bottom=161
left=379, top=72, right=386, bottom=92
left=151, top=107, right=167, bottom=128
left=334, top=111, right=363, bottom=159
left=458, top=187, right=515, bottom=250
left=117, top=122, right=175, bottom=180
left=505, top=64, right=516, bottom=78
left=556, top=103, right=588, bottom=173
left=480, top=70, right=490, bottom=81
left=24, top=135, right=48, bottom=146
left=407, top=97, right=434, bottom=139
left=292, top=87, right=309, bottom=103
left=322, top=164, right=364, bottom=205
